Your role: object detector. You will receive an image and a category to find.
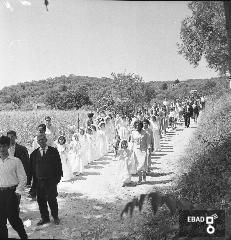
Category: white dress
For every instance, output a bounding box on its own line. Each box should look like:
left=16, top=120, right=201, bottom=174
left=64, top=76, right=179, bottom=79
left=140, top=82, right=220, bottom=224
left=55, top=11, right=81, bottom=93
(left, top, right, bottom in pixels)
left=56, top=143, right=74, bottom=181
left=79, top=134, right=88, bottom=167
left=86, top=133, right=94, bottom=164
left=118, top=126, right=130, bottom=141
left=150, top=120, right=161, bottom=151
left=69, top=138, right=82, bottom=174
left=115, top=149, right=132, bottom=184
left=130, top=129, right=150, bottom=173
left=98, top=129, right=107, bottom=158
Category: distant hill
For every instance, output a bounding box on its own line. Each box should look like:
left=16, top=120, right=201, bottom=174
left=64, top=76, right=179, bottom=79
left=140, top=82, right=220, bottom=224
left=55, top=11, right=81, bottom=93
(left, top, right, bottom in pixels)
left=0, top=74, right=229, bottom=111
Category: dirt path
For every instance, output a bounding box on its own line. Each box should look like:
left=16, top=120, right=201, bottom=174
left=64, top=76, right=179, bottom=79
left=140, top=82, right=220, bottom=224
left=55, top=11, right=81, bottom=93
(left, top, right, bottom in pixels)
left=9, top=118, right=199, bottom=239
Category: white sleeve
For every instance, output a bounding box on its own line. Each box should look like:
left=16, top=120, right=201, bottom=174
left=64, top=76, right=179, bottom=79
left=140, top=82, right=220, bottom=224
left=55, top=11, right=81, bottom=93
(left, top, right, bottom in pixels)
left=15, top=158, right=27, bottom=195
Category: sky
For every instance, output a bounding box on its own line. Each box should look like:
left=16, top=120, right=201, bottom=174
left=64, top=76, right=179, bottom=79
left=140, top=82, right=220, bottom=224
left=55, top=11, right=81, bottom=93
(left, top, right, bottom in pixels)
left=0, top=0, right=218, bottom=90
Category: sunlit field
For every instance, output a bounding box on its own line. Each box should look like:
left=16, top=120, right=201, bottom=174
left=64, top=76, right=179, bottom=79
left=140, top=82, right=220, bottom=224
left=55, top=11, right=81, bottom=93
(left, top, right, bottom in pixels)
left=0, top=110, right=90, bottom=151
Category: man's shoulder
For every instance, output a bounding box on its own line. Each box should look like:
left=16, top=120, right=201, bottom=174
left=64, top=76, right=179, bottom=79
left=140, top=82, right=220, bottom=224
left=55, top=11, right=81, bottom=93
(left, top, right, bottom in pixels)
left=47, top=146, right=59, bottom=153
left=8, top=156, right=22, bottom=164
left=16, top=143, right=27, bottom=151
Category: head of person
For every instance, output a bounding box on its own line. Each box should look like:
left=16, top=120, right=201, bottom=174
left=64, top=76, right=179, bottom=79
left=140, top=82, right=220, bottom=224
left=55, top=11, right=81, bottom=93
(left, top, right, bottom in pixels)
left=87, top=127, right=93, bottom=135
left=45, top=116, right=52, bottom=127
left=38, top=124, right=46, bottom=134
left=72, top=133, right=79, bottom=142
left=105, top=116, right=110, bottom=124
left=143, top=119, right=150, bottom=129
left=121, top=140, right=128, bottom=149
left=37, top=133, right=47, bottom=149
left=0, top=136, right=10, bottom=158
left=91, top=125, right=97, bottom=132
left=58, top=135, right=66, bottom=145
left=152, top=115, right=157, bottom=122
left=134, top=120, right=143, bottom=132
left=7, top=130, right=17, bottom=145
left=87, top=113, right=94, bottom=119
left=98, top=121, right=105, bottom=129
left=115, top=134, right=120, bottom=140
left=79, top=128, right=85, bottom=136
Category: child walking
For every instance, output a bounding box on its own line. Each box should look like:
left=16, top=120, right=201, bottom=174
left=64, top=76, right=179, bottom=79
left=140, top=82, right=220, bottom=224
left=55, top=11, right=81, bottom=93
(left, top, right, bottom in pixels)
left=116, top=140, right=132, bottom=187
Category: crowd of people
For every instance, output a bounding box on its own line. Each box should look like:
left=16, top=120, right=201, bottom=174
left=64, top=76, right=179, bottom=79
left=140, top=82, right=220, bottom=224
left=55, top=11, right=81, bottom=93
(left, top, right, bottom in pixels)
left=0, top=95, right=206, bottom=239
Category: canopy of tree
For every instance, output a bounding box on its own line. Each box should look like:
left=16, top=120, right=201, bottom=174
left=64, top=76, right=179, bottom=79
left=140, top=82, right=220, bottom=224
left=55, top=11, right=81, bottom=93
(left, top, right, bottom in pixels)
left=177, top=1, right=229, bottom=75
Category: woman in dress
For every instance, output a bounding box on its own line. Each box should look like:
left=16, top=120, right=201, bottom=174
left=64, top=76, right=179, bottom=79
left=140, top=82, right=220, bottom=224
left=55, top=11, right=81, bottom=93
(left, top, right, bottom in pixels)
left=69, top=133, right=83, bottom=176
left=78, top=128, right=88, bottom=167
left=56, top=136, right=74, bottom=182
left=130, top=120, right=151, bottom=184
left=90, top=124, right=99, bottom=160
left=150, top=115, right=161, bottom=152
left=97, top=122, right=108, bottom=157
left=85, top=127, right=94, bottom=164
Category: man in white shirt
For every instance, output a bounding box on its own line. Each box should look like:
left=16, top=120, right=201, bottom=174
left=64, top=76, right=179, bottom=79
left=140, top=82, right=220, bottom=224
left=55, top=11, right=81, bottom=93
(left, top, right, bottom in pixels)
left=0, top=135, right=28, bottom=239
left=45, top=116, right=58, bottom=145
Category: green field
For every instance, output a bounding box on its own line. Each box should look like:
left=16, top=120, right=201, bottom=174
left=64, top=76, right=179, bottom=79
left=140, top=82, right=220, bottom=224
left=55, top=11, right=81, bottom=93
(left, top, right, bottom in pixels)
left=0, top=110, right=90, bottom=151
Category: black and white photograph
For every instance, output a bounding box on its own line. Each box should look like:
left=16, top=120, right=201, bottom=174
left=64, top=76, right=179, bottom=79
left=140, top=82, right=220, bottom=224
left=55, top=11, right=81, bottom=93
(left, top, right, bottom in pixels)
left=0, top=0, right=231, bottom=239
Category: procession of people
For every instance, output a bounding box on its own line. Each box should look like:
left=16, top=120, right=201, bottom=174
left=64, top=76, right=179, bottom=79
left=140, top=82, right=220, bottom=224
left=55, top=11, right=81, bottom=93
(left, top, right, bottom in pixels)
left=0, top=94, right=205, bottom=239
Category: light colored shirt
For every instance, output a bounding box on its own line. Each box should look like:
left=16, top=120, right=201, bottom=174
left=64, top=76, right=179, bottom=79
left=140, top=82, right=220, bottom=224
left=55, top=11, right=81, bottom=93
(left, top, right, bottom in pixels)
left=8, top=144, right=16, bottom=156
left=46, top=125, right=57, bottom=141
left=0, top=155, right=27, bottom=195
left=131, top=129, right=151, bottom=151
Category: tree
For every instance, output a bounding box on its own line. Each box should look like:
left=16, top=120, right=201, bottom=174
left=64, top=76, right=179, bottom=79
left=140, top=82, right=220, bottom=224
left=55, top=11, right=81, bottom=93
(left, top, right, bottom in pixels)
left=45, top=90, right=61, bottom=109
left=174, top=79, right=180, bottom=84
left=58, top=84, right=68, bottom=92
left=111, top=72, right=146, bottom=108
left=177, top=1, right=229, bottom=75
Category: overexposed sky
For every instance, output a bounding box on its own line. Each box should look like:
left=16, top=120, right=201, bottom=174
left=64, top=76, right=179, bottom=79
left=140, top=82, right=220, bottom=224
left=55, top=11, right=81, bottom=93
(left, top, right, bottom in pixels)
left=0, top=0, right=218, bottom=89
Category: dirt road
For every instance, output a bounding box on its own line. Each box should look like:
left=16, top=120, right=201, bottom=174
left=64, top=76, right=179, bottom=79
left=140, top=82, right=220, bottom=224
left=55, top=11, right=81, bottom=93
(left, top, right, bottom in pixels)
left=9, top=119, right=199, bottom=239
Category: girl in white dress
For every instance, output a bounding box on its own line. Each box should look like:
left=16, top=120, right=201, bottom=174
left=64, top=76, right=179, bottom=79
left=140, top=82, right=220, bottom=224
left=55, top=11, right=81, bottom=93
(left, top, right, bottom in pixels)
left=56, top=136, right=74, bottom=182
left=97, top=122, right=108, bottom=158
left=115, top=140, right=132, bottom=187
left=85, top=127, right=94, bottom=164
left=90, top=125, right=99, bottom=160
left=69, top=133, right=83, bottom=175
left=150, top=115, right=161, bottom=151
left=78, top=128, right=88, bottom=168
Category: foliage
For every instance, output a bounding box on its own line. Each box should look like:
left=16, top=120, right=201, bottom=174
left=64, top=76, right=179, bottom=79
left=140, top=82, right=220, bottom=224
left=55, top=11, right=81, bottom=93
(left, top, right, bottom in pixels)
left=177, top=1, right=229, bottom=75
left=45, top=89, right=91, bottom=110
left=176, top=93, right=231, bottom=207
left=0, top=74, right=230, bottom=112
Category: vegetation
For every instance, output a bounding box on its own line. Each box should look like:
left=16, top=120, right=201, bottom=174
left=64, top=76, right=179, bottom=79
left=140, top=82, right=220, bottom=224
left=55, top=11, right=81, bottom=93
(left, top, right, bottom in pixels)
left=0, top=73, right=229, bottom=112
left=177, top=1, right=229, bottom=75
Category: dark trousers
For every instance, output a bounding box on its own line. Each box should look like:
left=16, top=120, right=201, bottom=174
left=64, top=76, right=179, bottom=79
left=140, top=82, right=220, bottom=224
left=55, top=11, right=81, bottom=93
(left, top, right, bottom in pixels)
left=0, top=188, right=27, bottom=239
left=184, top=114, right=191, bottom=127
left=37, top=178, right=58, bottom=220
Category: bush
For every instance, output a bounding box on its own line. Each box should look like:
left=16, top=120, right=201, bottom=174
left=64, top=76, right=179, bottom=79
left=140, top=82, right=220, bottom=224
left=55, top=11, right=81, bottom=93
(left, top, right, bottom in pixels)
left=177, top=93, right=231, bottom=207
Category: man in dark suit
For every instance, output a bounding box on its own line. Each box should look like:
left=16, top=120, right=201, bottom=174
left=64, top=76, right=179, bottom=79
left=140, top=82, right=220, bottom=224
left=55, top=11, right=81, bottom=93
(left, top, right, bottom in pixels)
left=183, top=102, right=193, bottom=128
left=29, top=133, right=63, bottom=226
left=7, top=131, right=30, bottom=186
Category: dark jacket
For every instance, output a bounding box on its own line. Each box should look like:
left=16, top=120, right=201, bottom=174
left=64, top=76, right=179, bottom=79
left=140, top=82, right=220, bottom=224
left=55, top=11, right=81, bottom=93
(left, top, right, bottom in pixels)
left=183, top=105, right=193, bottom=117
left=14, top=143, right=30, bottom=180
left=28, top=146, right=63, bottom=188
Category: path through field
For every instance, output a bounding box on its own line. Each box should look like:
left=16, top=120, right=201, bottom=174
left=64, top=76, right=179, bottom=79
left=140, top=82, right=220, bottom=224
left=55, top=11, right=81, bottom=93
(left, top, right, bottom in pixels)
left=9, top=117, right=200, bottom=240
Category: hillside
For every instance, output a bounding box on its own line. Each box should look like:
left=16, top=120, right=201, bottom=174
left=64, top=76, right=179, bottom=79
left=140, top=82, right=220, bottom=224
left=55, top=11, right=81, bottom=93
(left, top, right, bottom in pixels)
left=0, top=74, right=229, bottom=111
